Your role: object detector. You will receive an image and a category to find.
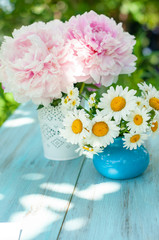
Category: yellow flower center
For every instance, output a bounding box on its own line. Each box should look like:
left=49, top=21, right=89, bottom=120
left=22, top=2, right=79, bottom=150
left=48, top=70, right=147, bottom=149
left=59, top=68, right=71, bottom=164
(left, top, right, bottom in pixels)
left=130, top=134, right=140, bottom=143
left=64, top=98, right=68, bottom=104
left=111, top=96, right=126, bottom=112
left=92, top=121, right=109, bottom=137
left=69, top=90, right=73, bottom=96
left=72, top=100, right=76, bottom=106
left=151, top=121, right=158, bottom=132
left=149, top=97, right=159, bottom=110
left=83, top=146, right=94, bottom=152
left=71, top=119, right=83, bottom=134
left=133, top=114, right=143, bottom=125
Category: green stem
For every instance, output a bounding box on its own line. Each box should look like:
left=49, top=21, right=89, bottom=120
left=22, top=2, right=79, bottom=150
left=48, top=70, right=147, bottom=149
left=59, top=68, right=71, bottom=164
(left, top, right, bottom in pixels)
left=78, top=104, right=94, bottom=119
left=84, top=109, right=94, bottom=119
left=79, top=83, right=85, bottom=95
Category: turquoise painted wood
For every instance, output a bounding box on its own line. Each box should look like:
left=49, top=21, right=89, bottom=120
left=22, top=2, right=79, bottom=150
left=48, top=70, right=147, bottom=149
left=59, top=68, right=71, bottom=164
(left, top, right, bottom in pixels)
left=0, top=102, right=159, bottom=240
left=0, top=102, right=85, bottom=240
left=59, top=139, right=159, bottom=240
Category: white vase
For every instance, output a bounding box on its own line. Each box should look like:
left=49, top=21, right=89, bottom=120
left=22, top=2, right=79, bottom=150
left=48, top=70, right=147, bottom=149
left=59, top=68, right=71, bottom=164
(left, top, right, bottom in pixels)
left=38, top=104, right=80, bottom=160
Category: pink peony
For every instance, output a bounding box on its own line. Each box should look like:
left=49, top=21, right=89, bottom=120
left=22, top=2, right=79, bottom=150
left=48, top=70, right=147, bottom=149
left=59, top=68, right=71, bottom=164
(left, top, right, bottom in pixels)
left=65, top=11, right=137, bottom=86
left=0, top=21, right=78, bottom=106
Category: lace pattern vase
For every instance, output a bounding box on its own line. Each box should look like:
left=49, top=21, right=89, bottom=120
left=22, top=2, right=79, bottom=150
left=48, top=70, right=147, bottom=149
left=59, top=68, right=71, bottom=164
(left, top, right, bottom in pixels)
left=38, top=104, right=80, bottom=160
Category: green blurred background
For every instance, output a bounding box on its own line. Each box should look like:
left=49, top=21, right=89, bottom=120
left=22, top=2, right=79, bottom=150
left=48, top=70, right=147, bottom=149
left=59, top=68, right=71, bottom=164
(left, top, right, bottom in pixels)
left=0, top=0, right=159, bottom=125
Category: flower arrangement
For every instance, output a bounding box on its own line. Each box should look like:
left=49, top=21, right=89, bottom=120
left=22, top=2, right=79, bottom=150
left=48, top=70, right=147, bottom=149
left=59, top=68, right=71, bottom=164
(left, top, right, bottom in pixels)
left=60, top=82, right=159, bottom=157
left=0, top=11, right=136, bottom=107
left=0, top=10, right=158, bottom=169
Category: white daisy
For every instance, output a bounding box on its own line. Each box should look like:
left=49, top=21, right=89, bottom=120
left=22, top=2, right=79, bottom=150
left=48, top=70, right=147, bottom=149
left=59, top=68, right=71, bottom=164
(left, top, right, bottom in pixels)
left=144, top=87, right=159, bottom=113
left=138, top=82, right=155, bottom=96
left=61, top=96, right=71, bottom=113
left=150, top=113, right=159, bottom=136
left=123, top=132, right=148, bottom=150
left=67, top=87, right=79, bottom=99
left=87, top=111, right=120, bottom=148
left=61, top=96, right=70, bottom=107
left=76, top=143, right=103, bottom=158
left=60, top=109, right=91, bottom=144
left=61, top=95, right=80, bottom=111
left=126, top=108, right=150, bottom=132
left=135, top=97, right=147, bottom=110
left=70, top=97, right=80, bottom=109
left=88, top=93, right=96, bottom=108
left=98, top=86, right=137, bottom=122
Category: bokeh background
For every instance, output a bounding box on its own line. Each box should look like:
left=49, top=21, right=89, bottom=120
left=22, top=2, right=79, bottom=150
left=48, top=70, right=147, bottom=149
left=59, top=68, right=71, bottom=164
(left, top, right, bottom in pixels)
left=0, top=0, right=159, bottom=125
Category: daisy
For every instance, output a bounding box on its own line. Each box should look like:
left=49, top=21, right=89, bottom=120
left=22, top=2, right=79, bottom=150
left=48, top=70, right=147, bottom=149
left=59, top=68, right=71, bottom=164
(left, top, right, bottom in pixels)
left=150, top=113, right=159, bottom=136
left=60, top=109, right=91, bottom=144
left=126, top=108, right=150, bottom=132
left=144, top=87, right=159, bottom=112
left=135, top=97, right=147, bottom=110
left=76, top=143, right=103, bottom=158
left=61, top=96, right=72, bottom=113
left=70, top=97, right=80, bottom=109
left=138, top=82, right=155, bottom=96
left=88, top=93, right=96, bottom=108
left=87, top=111, right=120, bottom=148
left=98, top=86, right=137, bottom=122
left=61, top=96, right=70, bottom=107
left=123, top=132, right=148, bottom=150
left=61, top=95, right=80, bottom=111
left=67, top=87, right=79, bottom=99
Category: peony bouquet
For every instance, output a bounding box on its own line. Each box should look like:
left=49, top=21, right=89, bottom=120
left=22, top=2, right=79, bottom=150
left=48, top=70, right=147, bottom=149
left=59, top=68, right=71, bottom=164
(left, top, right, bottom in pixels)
left=0, top=11, right=136, bottom=107
left=60, top=82, right=159, bottom=157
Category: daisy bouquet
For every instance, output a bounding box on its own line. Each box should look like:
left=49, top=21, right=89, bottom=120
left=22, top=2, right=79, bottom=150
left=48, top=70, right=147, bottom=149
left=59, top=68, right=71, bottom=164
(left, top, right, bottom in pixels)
left=60, top=82, right=159, bottom=157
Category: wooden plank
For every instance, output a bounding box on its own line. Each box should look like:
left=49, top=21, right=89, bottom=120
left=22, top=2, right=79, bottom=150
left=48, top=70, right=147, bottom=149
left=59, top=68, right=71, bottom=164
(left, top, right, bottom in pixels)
left=58, top=136, right=159, bottom=240
left=0, top=102, right=85, bottom=240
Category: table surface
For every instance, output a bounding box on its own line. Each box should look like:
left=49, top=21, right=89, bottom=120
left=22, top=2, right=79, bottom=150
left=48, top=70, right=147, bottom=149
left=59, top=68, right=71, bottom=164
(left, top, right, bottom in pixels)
left=0, top=102, right=159, bottom=240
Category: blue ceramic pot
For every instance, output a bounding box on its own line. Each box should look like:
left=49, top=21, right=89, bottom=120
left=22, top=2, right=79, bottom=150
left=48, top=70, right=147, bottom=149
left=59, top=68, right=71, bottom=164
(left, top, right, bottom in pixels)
left=93, top=137, right=149, bottom=180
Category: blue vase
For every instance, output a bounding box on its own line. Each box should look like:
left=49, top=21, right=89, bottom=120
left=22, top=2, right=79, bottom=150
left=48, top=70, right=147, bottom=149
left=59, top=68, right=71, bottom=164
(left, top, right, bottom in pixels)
left=93, top=137, right=149, bottom=180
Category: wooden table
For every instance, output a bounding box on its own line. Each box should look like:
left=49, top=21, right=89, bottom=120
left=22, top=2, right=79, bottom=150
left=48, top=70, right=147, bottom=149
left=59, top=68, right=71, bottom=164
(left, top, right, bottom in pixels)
left=0, top=102, right=159, bottom=240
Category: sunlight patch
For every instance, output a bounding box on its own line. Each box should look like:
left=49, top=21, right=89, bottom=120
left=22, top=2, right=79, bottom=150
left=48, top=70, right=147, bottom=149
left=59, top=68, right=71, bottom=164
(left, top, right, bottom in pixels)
left=9, top=210, right=60, bottom=240
left=0, top=193, right=4, bottom=200
left=76, top=182, right=121, bottom=200
left=40, top=183, right=74, bottom=194
left=63, top=218, right=87, bottom=231
left=4, top=117, right=35, bottom=127
left=0, top=223, right=21, bottom=240
left=22, top=173, right=44, bottom=181
left=20, top=194, right=74, bottom=212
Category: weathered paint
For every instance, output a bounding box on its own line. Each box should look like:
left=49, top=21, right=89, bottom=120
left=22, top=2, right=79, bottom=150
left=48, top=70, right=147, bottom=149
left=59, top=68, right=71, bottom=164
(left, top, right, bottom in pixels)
left=0, top=102, right=158, bottom=240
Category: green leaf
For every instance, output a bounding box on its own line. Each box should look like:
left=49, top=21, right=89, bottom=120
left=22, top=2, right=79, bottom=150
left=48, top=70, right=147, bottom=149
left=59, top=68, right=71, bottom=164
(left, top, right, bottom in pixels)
left=50, top=98, right=61, bottom=107
left=37, top=104, right=44, bottom=110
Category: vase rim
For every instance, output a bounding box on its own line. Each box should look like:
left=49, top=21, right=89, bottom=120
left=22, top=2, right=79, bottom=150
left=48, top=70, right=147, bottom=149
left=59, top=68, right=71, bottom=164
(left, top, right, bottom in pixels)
left=115, top=136, right=123, bottom=140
